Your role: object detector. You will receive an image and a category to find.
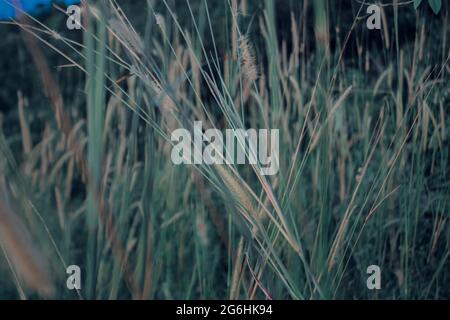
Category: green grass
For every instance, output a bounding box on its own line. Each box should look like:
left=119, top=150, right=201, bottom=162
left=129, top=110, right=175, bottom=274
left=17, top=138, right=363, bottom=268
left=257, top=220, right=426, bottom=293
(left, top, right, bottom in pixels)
left=0, top=0, right=448, bottom=299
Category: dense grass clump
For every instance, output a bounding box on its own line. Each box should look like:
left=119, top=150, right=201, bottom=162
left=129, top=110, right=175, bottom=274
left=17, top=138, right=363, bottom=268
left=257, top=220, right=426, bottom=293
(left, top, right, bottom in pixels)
left=0, top=0, right=448, bottom=299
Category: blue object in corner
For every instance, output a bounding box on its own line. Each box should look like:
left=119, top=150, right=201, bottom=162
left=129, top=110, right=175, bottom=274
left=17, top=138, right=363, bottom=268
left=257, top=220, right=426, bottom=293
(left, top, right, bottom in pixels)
left=0, top=0, right=80, bottom=20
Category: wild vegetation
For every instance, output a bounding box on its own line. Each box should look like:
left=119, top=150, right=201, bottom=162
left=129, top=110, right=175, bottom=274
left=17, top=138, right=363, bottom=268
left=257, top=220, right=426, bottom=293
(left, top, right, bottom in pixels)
left=0, top=0, right=448, bottom=299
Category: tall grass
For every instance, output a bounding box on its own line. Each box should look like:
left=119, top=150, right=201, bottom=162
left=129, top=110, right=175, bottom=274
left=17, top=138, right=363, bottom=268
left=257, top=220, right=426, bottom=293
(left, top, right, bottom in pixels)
left=0, top=0, right=448, bottom=299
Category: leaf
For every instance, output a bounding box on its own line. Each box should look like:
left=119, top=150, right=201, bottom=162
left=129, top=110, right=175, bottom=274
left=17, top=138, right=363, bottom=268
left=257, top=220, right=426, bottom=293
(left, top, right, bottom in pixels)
left=428, top=0, right=442, bottom=14
left=414, top=0, right=423, bottom=9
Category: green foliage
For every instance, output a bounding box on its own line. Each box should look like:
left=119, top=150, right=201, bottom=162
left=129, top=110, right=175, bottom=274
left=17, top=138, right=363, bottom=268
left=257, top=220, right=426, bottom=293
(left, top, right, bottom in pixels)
left=414, top=0, right=442, bottom=14
left=0, top=0, right=448, bottom=300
